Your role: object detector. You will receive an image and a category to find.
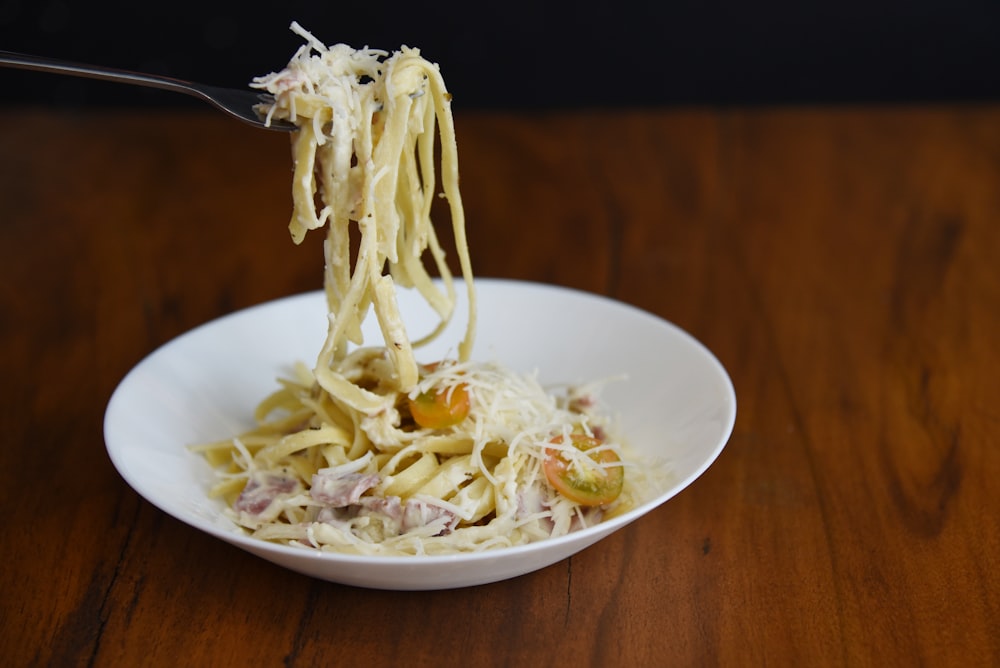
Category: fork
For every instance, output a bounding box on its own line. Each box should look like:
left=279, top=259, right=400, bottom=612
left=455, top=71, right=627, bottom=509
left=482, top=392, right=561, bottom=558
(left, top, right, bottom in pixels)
left=0, top=50, right=295, bottom=131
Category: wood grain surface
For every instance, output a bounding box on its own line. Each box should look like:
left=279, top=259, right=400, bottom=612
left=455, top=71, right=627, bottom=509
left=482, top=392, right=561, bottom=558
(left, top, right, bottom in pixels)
left=1, top=105, right=997, bottom=666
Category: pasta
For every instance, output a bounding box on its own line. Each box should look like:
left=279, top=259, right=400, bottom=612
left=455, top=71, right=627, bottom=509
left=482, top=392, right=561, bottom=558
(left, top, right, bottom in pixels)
left=193, top=22, right=646, bottom=555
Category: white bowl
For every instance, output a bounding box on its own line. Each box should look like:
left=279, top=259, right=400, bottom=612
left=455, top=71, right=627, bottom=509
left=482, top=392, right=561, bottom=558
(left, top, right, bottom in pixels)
left=104, top=279, right=736, bottom=590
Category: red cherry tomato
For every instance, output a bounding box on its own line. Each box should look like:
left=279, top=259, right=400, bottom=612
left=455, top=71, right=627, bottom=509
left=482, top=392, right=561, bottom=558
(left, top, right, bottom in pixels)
left=408, top=382, right=470, bottom=429
left=543, top=434, right=624, bottom=506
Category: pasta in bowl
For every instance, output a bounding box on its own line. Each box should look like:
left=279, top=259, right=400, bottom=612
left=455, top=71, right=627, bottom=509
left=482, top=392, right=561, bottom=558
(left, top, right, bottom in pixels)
left=104, top=23, right=735, bottom=589
left=104, top=279, right=736, bottom=590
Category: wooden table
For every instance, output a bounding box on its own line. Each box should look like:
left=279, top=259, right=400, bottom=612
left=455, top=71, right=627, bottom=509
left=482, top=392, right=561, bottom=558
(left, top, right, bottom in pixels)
left=2, top=104, right=998, bottom=666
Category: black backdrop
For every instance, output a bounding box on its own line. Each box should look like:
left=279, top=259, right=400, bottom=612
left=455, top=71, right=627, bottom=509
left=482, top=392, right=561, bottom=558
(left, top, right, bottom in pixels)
left=2, top=1, right=1000, bottom=110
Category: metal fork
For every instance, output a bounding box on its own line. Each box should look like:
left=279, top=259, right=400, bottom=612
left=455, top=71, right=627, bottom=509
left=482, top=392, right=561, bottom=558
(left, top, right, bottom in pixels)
left=0, top=50, right=295, bottom=131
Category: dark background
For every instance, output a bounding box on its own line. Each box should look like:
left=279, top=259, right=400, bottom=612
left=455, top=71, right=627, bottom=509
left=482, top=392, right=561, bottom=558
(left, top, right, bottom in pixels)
left=2, top=1, right=1000, bottom=110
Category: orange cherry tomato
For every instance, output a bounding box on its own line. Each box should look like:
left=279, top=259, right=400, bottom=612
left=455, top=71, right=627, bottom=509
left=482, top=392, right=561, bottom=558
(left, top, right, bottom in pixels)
left=543, top=434, right=624, bottom=506
left=408, top=382, right=470, bottom=429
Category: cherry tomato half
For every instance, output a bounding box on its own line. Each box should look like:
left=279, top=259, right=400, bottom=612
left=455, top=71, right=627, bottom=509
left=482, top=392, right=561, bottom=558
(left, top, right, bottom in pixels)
left=543, top=434, right=624, bottom=506
left=408, top=382, right=470, bottom=429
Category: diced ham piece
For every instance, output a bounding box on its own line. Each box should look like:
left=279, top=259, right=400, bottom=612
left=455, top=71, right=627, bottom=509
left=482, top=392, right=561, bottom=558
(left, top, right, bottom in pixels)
left=267, top=69, right=309, bottom=95
left=311, top=471, right=380, bottom=507
left=234, top=474, right=300, bottom=517
left=516, top=481, right=555, bottom=534
left=402, top=499, right=458, bottom=535
left=516, top=481, right=549, bottom=519
left=568, top=393, right=596, bottom=413
left=358, top=495, right=403, bottom=524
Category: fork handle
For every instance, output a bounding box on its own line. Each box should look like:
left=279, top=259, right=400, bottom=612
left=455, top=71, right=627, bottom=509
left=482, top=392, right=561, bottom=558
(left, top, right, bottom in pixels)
left=0, top=50, right=198, bottom=98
